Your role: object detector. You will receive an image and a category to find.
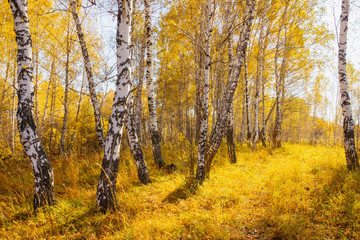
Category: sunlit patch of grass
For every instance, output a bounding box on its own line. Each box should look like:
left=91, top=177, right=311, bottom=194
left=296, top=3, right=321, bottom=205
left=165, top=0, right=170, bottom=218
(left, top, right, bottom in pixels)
left=2, top=143, right=360, bottom=239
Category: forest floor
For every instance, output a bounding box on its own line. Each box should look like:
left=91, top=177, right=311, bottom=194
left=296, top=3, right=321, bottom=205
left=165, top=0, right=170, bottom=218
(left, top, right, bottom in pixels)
left=1, top=144, right=360, bottom=239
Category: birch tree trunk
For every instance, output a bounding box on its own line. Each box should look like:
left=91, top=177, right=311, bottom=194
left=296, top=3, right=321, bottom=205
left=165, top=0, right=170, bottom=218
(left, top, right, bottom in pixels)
left=196, top=0, right=255, bottom=183
left=96, top=0, right=133, bottom=211
left=41, top=58, right=55, bottom=135
left=273, top=47, right=281, bottom=148
left=11, top=63, right=16, bottom=154
left=134, top=41, right=146, bottom=142
left=253, top=19, right=266, bottom=149
left=260, top=75, right=267, bottom=147
left=240, top=79, right=246, bottom=145
left=70, top=0, right=105, bottom=151
left=69, top=71, right=85, bottom=153
left=338, top=0, right=359, bottom=170
left=272, top=3, right=288, bottom=148
left=244, top=54, right=252, bottom=146
left=144, top=0, right=165, bottom=168
left=60, top=23, right=71, bottom=156
left=196, top=0, right=214, bottom=182
left=194, top=29, right=204, bottom=144
left=9, top=0, right=55, bottom=210
left=226, top=15, right=236, bottom=163
left=125, top=93, right=150, bottom=184
left=49, top=62, right=57, bottom=153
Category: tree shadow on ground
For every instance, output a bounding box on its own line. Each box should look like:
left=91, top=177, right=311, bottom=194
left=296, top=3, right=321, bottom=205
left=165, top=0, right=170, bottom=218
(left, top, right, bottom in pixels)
left=162, top=180, right=198, bottom=204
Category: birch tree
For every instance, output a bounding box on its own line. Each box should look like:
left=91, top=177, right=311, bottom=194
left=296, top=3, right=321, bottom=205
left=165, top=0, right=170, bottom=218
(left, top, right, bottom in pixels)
left=197, top=0, right=255, bottom=183
left=125, top=92, right=151, bottom=184
left=144, top=0, right=165, bottom=168
left=197, top=0, right=214, bottom=182
left=96, top=0, right=133, bottom=211
left=8, top=0, right=55, bottom=210
left=338, top=0, right=359, bottom=170
left=60, top=20, right=71, bottom=156
left=225, top=5, right=236, bottom=163
left=134, top=41, right=146, bottom=141
left=70, top=0, right=105, bottom=151
left=252, top=13, right=267, bottom=149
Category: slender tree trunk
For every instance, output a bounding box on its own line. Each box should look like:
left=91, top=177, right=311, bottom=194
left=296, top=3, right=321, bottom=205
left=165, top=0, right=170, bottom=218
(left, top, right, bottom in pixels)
left=273, top=24, right=282, bottom=148
left=34, top=49, right=39, bottom=128
left=240, top=77, right=246, bottom=145
left=272, top=3, right=288, bottom=148
left=134, top=40, right=146, bottom=142
left=69, top=71, right=85, bottom=153
left=159, top=76, right=167, bottom=140
left=40, top=58, right=55, bottom=139
left=226, top=15, right=236, bottom=163
left=194, top=23, right=204, bottom=144
left=178, top=71, right=183, bottom=134
left=259, top=28, right=269, bottom=147
left=125, top=92, right=150, bottom=184
left=144, top=0, right=165, bottom=167
left=11, top=61, right=16, bottom=154
left=96, top=0, right=133, bottom=212
left=260, top=75, right=267, bottom=147
left=70, top=0, right=105, bottom=151
left=0, top=62, right=10, bottom=125
left=9, top=0, right=55, bottom=210
left=60, top=23, right=71, bottom=156
left=196, top=0, right=213, bottom=182
left=244, top=53, right=251, bottom=146
left=49, top=61, right=57, bottom=154
left=253, top=26, right=265, bottom=149
left=195, top=53, right=202, bottom=144
left=338, top=0, right=359, bottom=170
left=196, top=0, right=255, bottom=183
left=226, top=102, right=237, bottom=163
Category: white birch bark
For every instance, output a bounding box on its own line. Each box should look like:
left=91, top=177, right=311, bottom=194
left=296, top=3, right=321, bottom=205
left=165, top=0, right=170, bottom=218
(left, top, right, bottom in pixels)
left=225, top=8, right=237, bottom=164
left=253, top=20, right=266, bottom=149
left=272, top=2, right=288, bottom=148
left=273, top=27, right=282, bottom=148
left=70, top=0, right=105, bottom=151
left=96, top=0, right=133, bottom=211
left=11, top=62, right=16, bottom=154
left=240, top=82, right=246, bottom=145
left=197, top=0, right=255, bottom=182
left=9, top=0, right=55, bottom=210
left=134, top=40, right=146, bottom=141
left=244, top=54, right=251, bottom=145
left=125, top=92, right=150, bottom=184
left=196, top=0, right=214, bottom=182
left=144, top=0, right=165, bottom=167
left=338, top=0, right=359, bottom=170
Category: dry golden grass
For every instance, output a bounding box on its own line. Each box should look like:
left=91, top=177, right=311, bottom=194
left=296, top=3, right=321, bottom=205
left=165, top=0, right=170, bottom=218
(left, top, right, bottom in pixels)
left=1, top=143, right=360, bottom=239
